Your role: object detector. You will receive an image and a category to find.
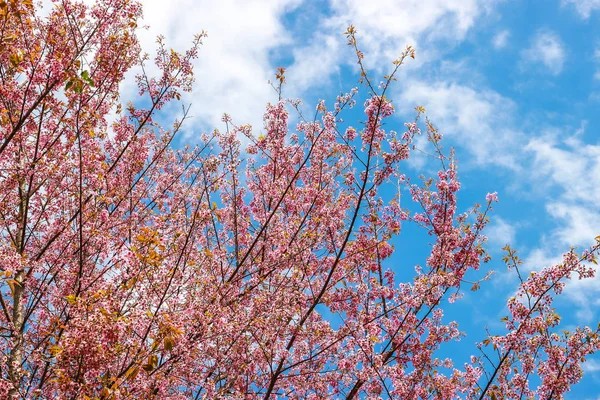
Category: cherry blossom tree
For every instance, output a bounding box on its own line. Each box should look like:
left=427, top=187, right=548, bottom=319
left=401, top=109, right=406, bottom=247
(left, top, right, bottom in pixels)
left=1, top=1, right=599, bottom=399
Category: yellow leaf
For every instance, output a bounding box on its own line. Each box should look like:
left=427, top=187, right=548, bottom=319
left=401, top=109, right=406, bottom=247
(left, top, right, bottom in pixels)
left=142, top=354, right=158, bottom=371
left=48, top=345, right=62, bottom=357
left=170, top=325, right=184, bottom=335
left=149, top=354, right=158, bottom=367
left=65, top=294, right=77, bottom=305
left=125, top=366, right=139, bottom=381
left=164, top=336, right=174, bottom=351
left=142, top=363, right=153, bottom=372
left=9, top=51, right=23, bottom=67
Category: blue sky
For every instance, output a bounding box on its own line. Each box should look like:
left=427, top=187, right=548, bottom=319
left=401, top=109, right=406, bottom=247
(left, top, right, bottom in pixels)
left=107, top=0, right=600, bottom=396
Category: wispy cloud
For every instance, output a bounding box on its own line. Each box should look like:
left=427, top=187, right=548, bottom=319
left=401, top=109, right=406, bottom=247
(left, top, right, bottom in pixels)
left=582, top=359, right=600, bottom=373
left=286, top=0, right=502, bottom=94
left=108, top=0, right=506, bottom=138
left=526, top=135, right=600, bottom=205
left=523, top=130, right=600, bottom=321
left=521, top=30, right=566, bottom=75
left=285, top=33, right=342, bottom=97
left=492, top=29, right=510, bottom=49
left=562, top=0, right=600, bottom=18
left=486, top=217, right=516, bottom=248
left=396, top=80, right=522, bottom=168
left=115, top=0, right=302, bottom=136
left=545, top=203, right=600, bottom=248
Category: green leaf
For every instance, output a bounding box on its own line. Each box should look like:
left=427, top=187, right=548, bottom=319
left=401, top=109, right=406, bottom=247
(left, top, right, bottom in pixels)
left=79, top=70, right=95, bottom=87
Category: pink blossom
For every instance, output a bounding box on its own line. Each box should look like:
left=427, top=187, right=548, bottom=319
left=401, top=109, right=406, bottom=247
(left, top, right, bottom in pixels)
left=486, top=191, right=499, bottom=203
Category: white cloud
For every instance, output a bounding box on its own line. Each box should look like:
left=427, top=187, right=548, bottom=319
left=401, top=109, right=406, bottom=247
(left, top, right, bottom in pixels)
left=110, top=0, right=509, bottom=138
left=286, top=0, right=502, bottom=93
left=521, top=30, right=566, bottom=75
left=107, top=0, right=506, bottom=140
left=285, top=33, right=343, bottom=97
left=524, top=248, right=563, bottom=273
left=546, top=203, right=600, bottom=248
left=582, top=359, right=600, bottom=373
left=396, top=80, right=523, bottom=168
left=525, top=134, right=600, bottom=245
left=526, top=135, right=600, bottom=205
left=115, top=0, right=302, bottom=138
left=486, top=217, right=516, bottom=248
left=492, top=29, right=510, bottom=49
left=562, top=0, right=600, bottom=18
left=523, top=132, right=600, bottom=320
left=329, top=0, right=487, bottom=62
